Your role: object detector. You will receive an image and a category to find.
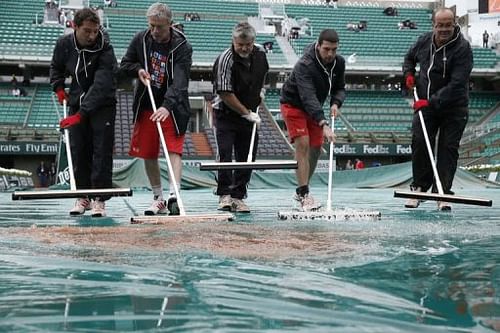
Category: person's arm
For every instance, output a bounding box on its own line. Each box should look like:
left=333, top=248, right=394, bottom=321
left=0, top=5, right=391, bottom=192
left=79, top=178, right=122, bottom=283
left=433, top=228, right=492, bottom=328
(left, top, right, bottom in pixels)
left=429, top=45, right=473, bottom=110
left=119, top=32, right=144, bottom=78
left=49, top=37, right=66, bottom=93
left=330, top=58, right=346, bottom=114
left=402, top=39, right=419, bottom=80
left=294, top=62, right=326, bottom=124
left=161, top=41, right=193, bottom=112
left=259, top=56, right=270, bottom=106
left=79, top=44, right=118, bottom=116
left=219, top=92, right=251, bottom=116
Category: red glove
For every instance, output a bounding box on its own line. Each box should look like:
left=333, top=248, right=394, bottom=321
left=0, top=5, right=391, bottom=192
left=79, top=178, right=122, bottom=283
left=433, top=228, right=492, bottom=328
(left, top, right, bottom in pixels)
left=59, top=112, right=82, bottom=129
left=405, top=74, right=415, bottom=90
left=413, top=99, right=429, bottom=112
left=55, top=88, right=68, bottom=105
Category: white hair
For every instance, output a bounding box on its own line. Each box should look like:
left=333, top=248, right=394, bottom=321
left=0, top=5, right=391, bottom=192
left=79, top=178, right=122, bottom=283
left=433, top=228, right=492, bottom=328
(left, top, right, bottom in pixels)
left=146, top=2, right=172, bottom=22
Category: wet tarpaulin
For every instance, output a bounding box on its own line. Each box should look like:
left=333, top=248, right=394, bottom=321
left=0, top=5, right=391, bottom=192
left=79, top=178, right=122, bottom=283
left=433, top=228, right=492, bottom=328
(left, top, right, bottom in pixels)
left=111, top=159, right=498, bottom=190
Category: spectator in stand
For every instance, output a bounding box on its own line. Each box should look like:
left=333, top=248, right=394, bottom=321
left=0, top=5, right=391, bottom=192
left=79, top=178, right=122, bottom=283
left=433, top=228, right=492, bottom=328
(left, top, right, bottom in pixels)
left=346, top=22, right=360, bottom=32
left=358, top=21, right=368, bottom=31
left=345, top=159, right=354, bottom=170
left=18, top=86, right=27, bottom=97
left=483, top=30, right=489, bottom=48
left=383, top=7, right=398, bottom=16
left=37, top=161, right=49, bottom=187
left=263, top=41, right=273, bottom=53
left=399, top=19, right=417, bottom=30
left=354, top=158, right=365, bottom=169
left=10, top=74, right=18, bottom=86
left=49, top=161, right=57, bottom=185
left=489, top=33, right=496, bottom=49
left=11, top=87, right=20, bottom=97
left=59, top=10, right=67, bottom=26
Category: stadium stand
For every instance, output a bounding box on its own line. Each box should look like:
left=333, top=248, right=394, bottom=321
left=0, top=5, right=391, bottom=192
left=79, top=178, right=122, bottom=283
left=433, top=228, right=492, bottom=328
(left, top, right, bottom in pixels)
left=0, top=0, right=498, bottom=169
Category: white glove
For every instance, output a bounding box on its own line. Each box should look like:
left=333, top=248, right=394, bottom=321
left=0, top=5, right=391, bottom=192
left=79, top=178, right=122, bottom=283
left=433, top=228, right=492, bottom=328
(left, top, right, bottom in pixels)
left=242, top=112, right=261, bottom=124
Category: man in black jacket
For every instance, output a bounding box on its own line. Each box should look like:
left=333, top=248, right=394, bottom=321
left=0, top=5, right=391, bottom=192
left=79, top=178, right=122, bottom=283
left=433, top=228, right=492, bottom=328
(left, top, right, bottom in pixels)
left=403, top=7, right=473, bottom=211
left=280, top=29, right=343, bottom=212
left=120, top=2, right=192, bottom=216
left=212, top=22, right=269, bottom=213
left=51, top=8, right=117, bottom=217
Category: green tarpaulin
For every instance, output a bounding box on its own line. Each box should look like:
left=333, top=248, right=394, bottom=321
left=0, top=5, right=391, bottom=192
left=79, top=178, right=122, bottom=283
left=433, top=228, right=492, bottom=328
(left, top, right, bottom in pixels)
left=112, top=159, right=498, bottom=190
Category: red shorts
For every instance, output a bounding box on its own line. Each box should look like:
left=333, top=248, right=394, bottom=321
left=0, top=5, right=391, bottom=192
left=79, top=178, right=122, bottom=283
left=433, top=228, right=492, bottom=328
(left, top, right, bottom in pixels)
left=129, top=110, right=185, bottom=158
left=280, top=103, right=324, bottom=147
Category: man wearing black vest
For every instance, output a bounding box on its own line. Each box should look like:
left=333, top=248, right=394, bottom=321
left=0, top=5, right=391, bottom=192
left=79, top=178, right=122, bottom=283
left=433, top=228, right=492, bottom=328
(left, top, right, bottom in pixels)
left=212, top=22, right=269, bottom=213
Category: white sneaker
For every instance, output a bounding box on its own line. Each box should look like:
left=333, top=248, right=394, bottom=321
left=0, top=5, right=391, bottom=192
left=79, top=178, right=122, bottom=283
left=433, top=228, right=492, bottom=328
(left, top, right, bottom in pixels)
left=437, top=201, right=452, bottom=211
left=144, top=198, right=167, bottom=216
left=70, top=198, right=91, bottom=216
left=295, top=193, right=322, bottom=212
left=218, top=195, right=233, bottom=211
left=91, top=200, right=106, bottom=217
left=405, top=186, right=422, bottom=208
left=232, top=198, right=250, bottom=213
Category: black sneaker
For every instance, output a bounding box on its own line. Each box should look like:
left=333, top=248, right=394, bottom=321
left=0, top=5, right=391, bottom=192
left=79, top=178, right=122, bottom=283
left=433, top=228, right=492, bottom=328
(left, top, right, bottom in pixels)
left=167, top=196, right=180, bottom=215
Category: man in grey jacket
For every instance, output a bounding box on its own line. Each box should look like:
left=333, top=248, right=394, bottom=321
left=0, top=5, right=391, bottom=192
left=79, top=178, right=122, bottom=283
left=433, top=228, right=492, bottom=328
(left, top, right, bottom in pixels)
left=403, top=7, right=473, bottom=211
left=120, top=2, right=192, bottom=216
left=280, top=29, right=344, bottom=211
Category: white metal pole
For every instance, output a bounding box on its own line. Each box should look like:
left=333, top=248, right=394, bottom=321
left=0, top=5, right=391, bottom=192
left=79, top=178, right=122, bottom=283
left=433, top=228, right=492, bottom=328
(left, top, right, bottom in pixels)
left=246, top=108, right=259, bottom=163
left=413, top=89, right=444, bottom=195
left=62, top=100, right=77, bottom=191
left=326, top=116, right=335, bottom=211
left=146, top=81, right=186, bottom=215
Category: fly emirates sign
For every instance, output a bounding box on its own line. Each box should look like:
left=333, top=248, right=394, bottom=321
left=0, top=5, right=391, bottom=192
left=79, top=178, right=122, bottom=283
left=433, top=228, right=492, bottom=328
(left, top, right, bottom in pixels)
left=0, top=142, right=58, bottom=155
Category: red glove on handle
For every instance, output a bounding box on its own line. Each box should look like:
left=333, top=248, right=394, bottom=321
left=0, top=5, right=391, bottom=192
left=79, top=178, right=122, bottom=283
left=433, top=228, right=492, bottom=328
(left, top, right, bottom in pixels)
left=413, top=99, right=429, bottom=112
left=55, top=88, right=68, bottom=105
left=405, top=74, right=415, bottom=90
left=60, top=112, right=82, bottom=129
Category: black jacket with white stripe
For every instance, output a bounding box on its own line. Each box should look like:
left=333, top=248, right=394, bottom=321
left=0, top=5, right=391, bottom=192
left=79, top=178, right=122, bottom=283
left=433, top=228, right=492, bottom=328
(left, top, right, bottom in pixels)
left=212, top=44, right=269, bottom=118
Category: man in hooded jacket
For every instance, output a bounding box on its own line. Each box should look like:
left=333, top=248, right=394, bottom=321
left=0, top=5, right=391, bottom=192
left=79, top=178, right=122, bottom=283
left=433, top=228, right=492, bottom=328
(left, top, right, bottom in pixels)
left=403, top=7, right=473, bottom=211
left=280, top=29, right=344, bottom=212
left=51, top=7, right=117, bottom=217
left=120, top=2, right=192, bottom=216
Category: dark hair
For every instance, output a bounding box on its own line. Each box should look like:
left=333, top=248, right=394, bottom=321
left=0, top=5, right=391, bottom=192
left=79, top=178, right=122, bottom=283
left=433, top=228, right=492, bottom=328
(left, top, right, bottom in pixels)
left=74, top=8, right=100, bottom=27
left=318, top=29, right=339, bottom=44
left=431, top=7, right=455, bottom=23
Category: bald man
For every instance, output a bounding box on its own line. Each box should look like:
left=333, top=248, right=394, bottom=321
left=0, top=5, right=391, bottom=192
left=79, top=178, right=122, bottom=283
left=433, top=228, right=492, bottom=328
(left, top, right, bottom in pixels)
left=402, top=7, right=473, bottom=211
